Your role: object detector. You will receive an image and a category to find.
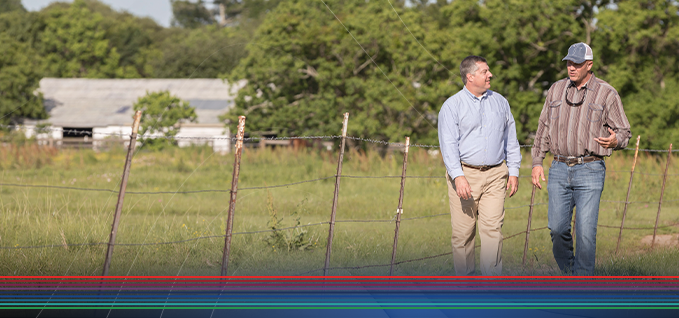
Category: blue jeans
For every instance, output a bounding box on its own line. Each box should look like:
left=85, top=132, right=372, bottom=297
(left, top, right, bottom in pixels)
left=547, top=160, right=606, bottom=275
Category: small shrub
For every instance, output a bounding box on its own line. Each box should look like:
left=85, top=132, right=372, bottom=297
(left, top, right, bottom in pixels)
left=264, top=190, right=313, bottom=252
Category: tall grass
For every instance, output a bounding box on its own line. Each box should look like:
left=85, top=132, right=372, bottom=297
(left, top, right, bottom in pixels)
left=0, top=143, right=678, bottom=276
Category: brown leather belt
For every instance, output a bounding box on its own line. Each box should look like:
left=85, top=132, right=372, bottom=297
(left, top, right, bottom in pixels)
left=461, top=162, right=502, bottom=172
left=554, top=155, right=603, bottom=167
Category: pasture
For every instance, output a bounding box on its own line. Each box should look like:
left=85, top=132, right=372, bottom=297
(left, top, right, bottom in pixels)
left=1, top=142, right=678, bottom=276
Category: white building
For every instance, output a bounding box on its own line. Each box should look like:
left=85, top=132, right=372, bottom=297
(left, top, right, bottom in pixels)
left=23, top=78, right=245, bottom=153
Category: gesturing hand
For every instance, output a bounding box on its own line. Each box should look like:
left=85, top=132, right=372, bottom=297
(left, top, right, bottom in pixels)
left=454, top=176, right=472, bottom=200
left=594, top=127, right=618, bottom=149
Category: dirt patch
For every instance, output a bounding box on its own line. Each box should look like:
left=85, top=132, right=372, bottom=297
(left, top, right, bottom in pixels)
left=640, top=234, right=679, bottom=247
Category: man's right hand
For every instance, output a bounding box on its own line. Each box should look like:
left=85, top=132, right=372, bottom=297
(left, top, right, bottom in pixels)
left=531, top=166, right=546, bottom=189
left=454, top=176, right=472, bottom=200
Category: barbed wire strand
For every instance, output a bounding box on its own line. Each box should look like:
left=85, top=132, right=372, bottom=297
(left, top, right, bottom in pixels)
left=0, top=213, right=457, bottom=250
left=18, top=219, right=678, bottom=252
left=7, top=124, right=679, bottom=153
left=296, top=226, right=551, bottom=275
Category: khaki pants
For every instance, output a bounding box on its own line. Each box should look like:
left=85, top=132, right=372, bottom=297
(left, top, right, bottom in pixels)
left=446, top=162, right=508, bottom=275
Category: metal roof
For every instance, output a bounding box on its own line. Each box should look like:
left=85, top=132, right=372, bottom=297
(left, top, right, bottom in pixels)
left=36, top=78, right=245, bottom=127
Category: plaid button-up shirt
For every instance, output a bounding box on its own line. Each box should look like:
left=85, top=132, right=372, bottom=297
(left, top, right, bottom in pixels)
left=531, top=73, right=632, bottom=167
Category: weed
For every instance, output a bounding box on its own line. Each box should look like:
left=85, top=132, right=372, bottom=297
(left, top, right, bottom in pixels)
left=264, top=189, right=313, bottom=252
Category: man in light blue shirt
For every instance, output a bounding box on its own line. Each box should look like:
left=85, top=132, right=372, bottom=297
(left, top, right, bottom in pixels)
left=438, top=55, right=521, bottom=275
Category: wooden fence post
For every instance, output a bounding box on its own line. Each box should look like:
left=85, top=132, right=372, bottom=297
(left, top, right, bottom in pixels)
left=652, top=144, right=673, bottom=250
left=389, top=137, right=410, bottom=276
left=220, top=116, right=246, bottom=276
left=324, top=113, right=349, bottom=276
left=616, top=135, right=640, bottom=255
left=522, top=185, right=537, bottom=266
left=102, top=111, right=142, bottom=276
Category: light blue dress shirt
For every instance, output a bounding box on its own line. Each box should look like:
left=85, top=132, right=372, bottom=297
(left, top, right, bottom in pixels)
left=438, top=86, right=522, bottom=180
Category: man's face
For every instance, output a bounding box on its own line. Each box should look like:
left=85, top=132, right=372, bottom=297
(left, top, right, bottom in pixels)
left=566, top=60, right=593, bottom=83
left=468, top=62, right=492, bottom=92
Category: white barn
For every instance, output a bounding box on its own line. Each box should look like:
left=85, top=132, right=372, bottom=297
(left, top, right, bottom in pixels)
left=23, top=78, right=245, bottom=153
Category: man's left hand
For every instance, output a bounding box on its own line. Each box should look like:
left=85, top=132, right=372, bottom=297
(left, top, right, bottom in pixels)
left=506, top=176, right=519, bottom=198
left=594, top=128, right=618, bottom=149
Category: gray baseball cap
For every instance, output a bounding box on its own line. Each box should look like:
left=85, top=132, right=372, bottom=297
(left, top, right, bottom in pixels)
left=562, top=42, right=594, bottom=64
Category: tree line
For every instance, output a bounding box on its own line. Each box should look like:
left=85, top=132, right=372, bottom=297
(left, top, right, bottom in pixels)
left=1, top=0, right=678, bottom=149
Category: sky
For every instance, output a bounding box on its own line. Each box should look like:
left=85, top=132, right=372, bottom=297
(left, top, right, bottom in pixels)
left=22, top=0, right=190, bottom=27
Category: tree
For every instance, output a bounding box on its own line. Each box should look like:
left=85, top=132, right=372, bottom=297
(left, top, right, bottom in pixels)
left=151, top=25, right=247, bottom=78
left=224, top=0, right=459, bottom=144
left=132, top=91, right=197, bottom=150
left=0, top=32, right=47, bottom=126
left=0, top=9, right=47, bottom=126
left=78, top=0, right=163, bottom=78
left=171, top=0, right=214, bottom=28
left=593, top=0, right=679, bottom=149
left=212, top=0, right=282, bottom=24
left=0, top=0, right=25, bottom=14
left=39, top=0, right=138, bottom=78
left=477, top=0, right=584, bottom=142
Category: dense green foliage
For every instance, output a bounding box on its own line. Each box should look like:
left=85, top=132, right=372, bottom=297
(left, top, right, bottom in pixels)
left=226, top=0, right=679, bottom=147
left=133, top=90, right=197, bottom=150
left=0, top=0, right=678, bottom=148
left=171, top=0, right=214, bottom=28
left=0, top=0, right=255, bottom=124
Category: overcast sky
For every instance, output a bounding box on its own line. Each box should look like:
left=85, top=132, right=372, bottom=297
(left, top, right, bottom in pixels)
left=22, top=0, right=188, bottom=27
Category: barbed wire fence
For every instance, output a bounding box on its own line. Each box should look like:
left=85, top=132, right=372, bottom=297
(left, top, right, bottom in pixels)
left=0, top=116, right=677, bottom=276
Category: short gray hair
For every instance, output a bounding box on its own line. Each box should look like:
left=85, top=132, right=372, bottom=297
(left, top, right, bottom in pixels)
left=460, top=55, right=487, bottom=85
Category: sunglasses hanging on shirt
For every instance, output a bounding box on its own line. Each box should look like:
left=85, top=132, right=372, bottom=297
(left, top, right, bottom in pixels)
left=566, top=86, right=588, bottom=106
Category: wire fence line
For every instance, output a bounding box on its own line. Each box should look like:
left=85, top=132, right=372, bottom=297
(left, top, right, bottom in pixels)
left=0, top=213, right=446, bottom=250
left=5, top=179, right=675, bottom=208
left=295, top=226, right=551, bottom=275
left=4, top=173, right=678, bottom=196
left=2, top=125, right=678, bottom=276
left=4, top=214, right=677, bottom=251
left=6, top=124, right=679, bottom=153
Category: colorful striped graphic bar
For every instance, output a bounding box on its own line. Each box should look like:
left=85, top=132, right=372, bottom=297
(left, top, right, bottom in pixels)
left=1, top=276, right=678, bottom=316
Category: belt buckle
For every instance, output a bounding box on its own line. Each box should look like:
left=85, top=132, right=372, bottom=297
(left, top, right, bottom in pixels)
left=567, top=157, right=582, bottom=167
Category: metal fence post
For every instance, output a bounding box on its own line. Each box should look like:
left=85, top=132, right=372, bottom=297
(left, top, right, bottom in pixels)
left=102, top=111, right=142, bottom=276
left=652, top=143, right=673, bottom=250
left=221, top=116, right=246, bottom=276
left=324, top=113, right=349, bottom=276
left=616, top=135, right=641, bottom=255
left=389, top=137, right=410, bottom=276
left=522, top=185, right=537, bottom=266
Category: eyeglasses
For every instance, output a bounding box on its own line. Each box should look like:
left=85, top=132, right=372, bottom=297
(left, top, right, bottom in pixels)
left=565, top=86, right=587, bottom=106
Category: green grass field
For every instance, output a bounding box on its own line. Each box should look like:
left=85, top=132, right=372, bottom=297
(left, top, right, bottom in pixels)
left=1, top=142, right=678, bottom=276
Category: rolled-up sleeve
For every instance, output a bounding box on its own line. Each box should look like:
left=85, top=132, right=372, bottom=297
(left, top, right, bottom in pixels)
left=438, top=101, right=464, bottom=180
left=606, top=92, right=632, bottom=150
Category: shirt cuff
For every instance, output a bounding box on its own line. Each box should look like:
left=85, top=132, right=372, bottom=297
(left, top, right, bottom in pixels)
left=448, top=168, right=464, bottom=181
left=531, top=157, right=544, bottom=168
left=508, top=167, right=520, bottom=178
left=615, top=134, right=625, bottom=150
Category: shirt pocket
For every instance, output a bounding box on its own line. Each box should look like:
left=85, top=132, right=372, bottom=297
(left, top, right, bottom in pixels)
left=587, top=103, right=604, bottom=123
left=488, top=111, right=507, bottom=131
left=549, top=100, right=562, bottom=119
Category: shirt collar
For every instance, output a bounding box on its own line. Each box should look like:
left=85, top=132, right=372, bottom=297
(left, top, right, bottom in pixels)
left=568, top=72, right=596, bottom=91
left=463, top=86, right=488, bottom=101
